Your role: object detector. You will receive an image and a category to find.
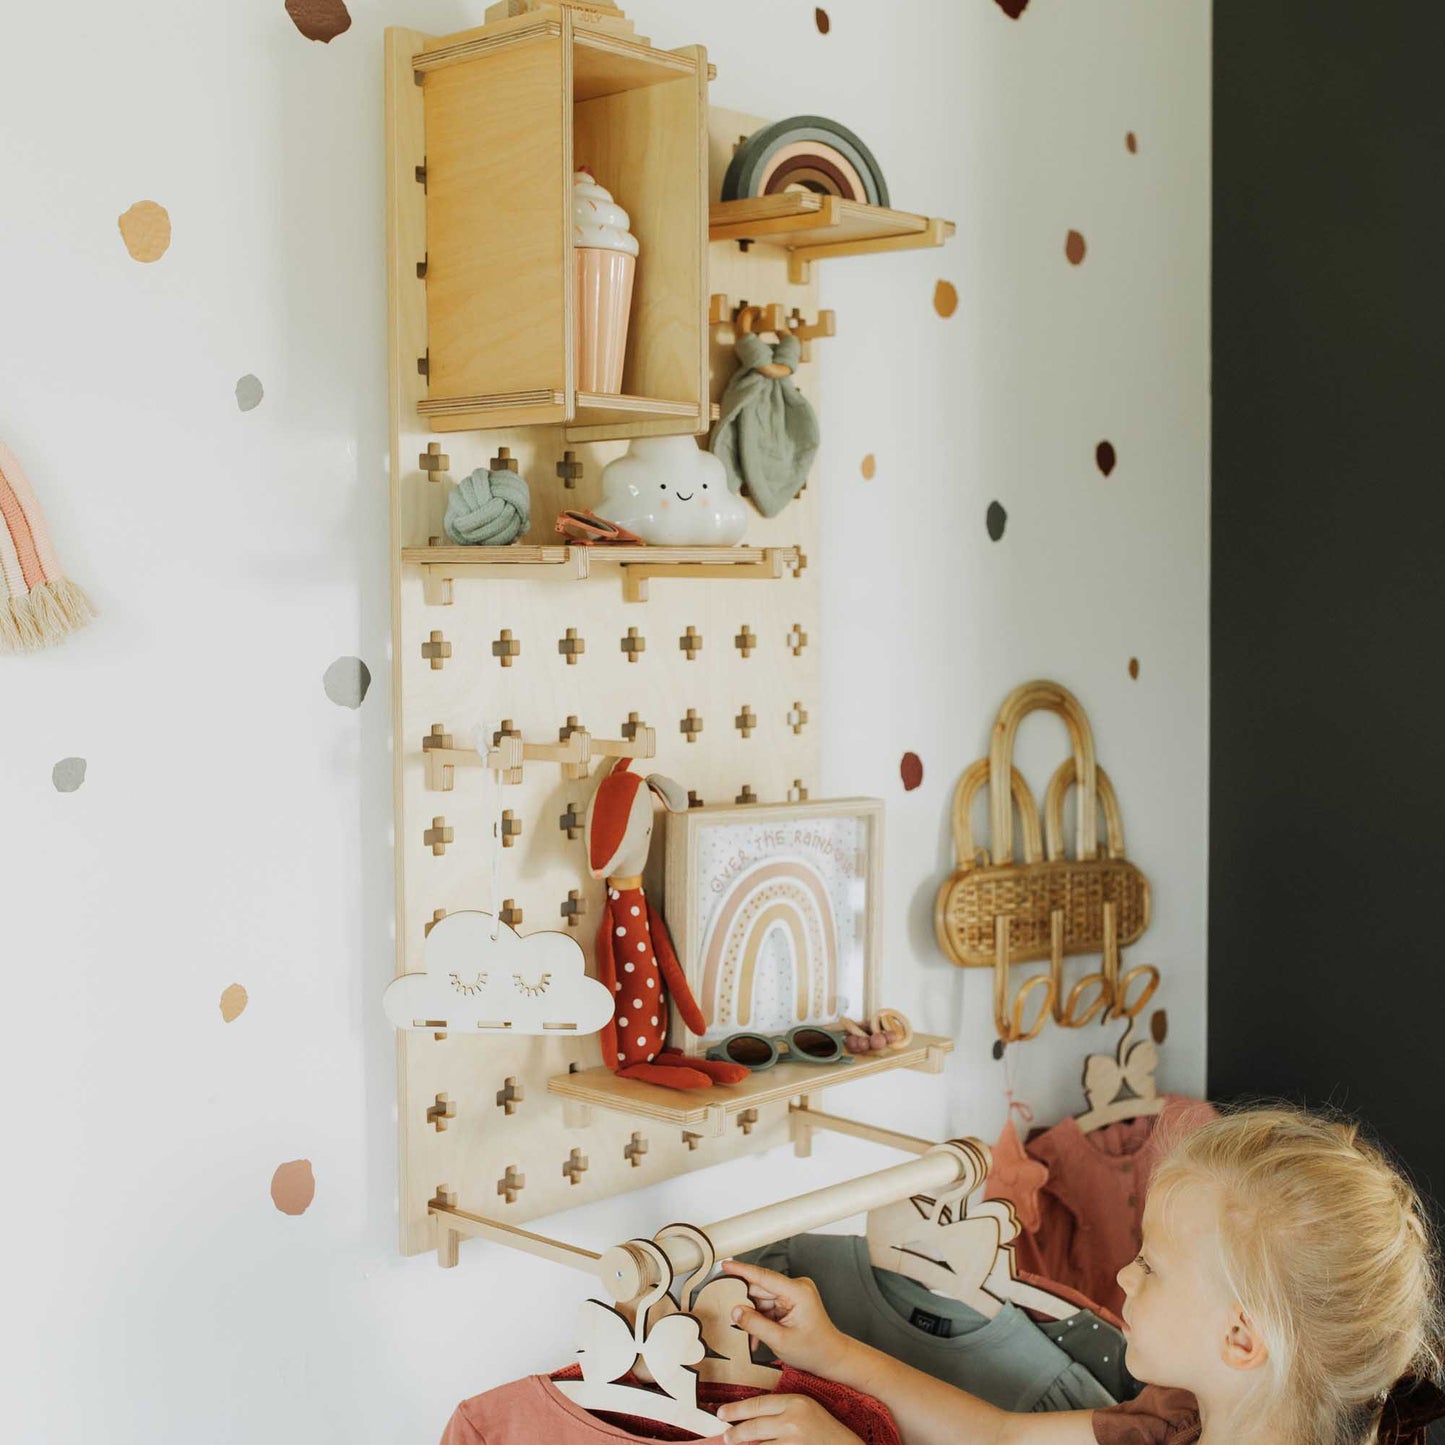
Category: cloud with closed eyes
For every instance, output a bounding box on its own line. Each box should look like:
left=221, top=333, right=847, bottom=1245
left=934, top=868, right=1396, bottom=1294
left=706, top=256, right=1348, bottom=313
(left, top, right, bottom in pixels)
left=383, top=912, right=613, bottom=1036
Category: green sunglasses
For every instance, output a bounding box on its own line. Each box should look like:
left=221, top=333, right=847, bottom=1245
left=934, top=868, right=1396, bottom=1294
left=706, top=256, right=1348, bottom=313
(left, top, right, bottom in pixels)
left=705, top=1026, right=855, bottom=1071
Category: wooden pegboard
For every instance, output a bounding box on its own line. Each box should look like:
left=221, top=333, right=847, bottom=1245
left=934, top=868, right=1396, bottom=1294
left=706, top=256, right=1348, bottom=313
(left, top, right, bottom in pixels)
left=387, top=34, right=824, bottom=1257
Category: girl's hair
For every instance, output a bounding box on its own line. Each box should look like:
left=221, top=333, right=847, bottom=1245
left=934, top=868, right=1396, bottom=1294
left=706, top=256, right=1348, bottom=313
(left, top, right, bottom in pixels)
left=1151, top=1106, right=1443, bottom=1445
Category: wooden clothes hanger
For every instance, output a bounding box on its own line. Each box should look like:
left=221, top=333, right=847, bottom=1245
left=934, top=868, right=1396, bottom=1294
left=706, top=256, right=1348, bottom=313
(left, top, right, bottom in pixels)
left=555, top=1239, right=722, bottom=1436
left=865, top=1139, right=1077, bottom=1323
left=1074, top=1015, right=1167, bottom=1134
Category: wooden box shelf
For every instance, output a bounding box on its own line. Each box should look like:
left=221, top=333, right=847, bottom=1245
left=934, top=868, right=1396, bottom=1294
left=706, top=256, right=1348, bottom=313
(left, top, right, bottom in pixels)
left=547, top=1033, right=953, bottom=1137
left=403, top=543, right=802, bottom=603
left=709, top=195, right=955, bottom=285
left=413, top=7, right=710, bottom=437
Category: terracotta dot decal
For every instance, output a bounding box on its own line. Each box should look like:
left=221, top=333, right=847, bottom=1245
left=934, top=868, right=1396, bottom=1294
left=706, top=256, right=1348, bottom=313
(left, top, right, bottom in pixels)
left=1096, top=440, right=1117, bottom=476
left=1128, top=657, right=1140, bottom=680
left=118, top=201, right=171, bottom=263
left=993, top=0, right=1029, bottom=16
left=1126, top=131, right=1138, bottom=154
left=220, top=984, right=248, bottom=1023
left=933, top=280, right=958, bottom=318
left=235, top=374, right=264, bottom=412
left=815, top=7, right=830, bottom=33
left=900, top=752, right=924, bottom=791
left=1065, top=230, right=1087, bottom=265
left=861, top=453, right=876, bottom=480
left=52, top=757, right=87, bottom=793
left=285, top=0, right=351, bottom=43
left=1151, top=1009, right=1169, bottom=1045
left=271, top=1159, right=315, bottom=1216
left=986, top=501, right=1007, bottom=541
left=323, top=656, right=371, bottom=708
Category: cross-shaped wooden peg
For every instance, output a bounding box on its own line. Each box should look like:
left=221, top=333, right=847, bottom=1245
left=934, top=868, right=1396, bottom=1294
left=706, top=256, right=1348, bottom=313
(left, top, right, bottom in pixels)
left=680, top=708, right=703, bottom=743
left=421, top=630, right=452, bottom=669
left=419, top=441, right=450, bottom=479
left=559, top=801, right=584, bottom=839
left=735, top=705, right=757, bottom=738
left=559, top=715, right=584, bottom=743
left=786, top=549, right=808, bottom=578
left=562, top=1148, right=589, bottom=1185
left=561, top=890, right=586, bottom=928
left=493, top=721, right=521, bottom=747
left=687, top=790, right=704, bottom=809
left=423, top=724, right=453, bottom=752
left=430, top=1185, right=457, bottom=1212
left=499, top=899, right=523, bottom=928
left=500, top=810, right=522, bottom=848
left=679, top=626, right=703, bottom=660
left=558, top=627, right=586, bottom=664
left=787, top=702, right=810, bottom=735
left=682, top=1131, right=704, bottom=1151
left=555, top=450, right=583, bottom=489
left=496, top=1077, right=524, bottom=1115
left=736, top=784, right=758, bottom=805
left=620, top=626, right=645, bottom=662
left=492, top=629, right=521, bottom=667
left=427, top=1093, right=457, bottom=1132
left=737, top=1109, right=760, bottom=1136
left=623, top=1133, right=649, bottom=1169
left=496, top=1165, right=525, bottom=1203
left=734, top=625, right=757, bottom=658
left=425, top=907, right=447, bottom=938
left=788, top=779, right=810, bottom=803
left=786, top=624, right=808, bottom=656
left=490, top=446, right=518, bottom=473
left=424, top=817, right=453, bottom=855
left=620, top=711, right=646, bottom=742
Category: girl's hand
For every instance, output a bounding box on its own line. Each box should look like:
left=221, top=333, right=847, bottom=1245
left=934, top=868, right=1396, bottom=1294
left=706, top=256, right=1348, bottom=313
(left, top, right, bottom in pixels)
left=716, top=1393, right=864, bottom=1445
left=720, top=1260, right=852, bottom=1380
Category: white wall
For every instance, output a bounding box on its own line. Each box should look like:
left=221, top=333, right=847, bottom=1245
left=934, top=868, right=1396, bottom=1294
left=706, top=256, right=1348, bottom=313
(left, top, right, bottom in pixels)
left=0, top=1, right=1209, bottom=1440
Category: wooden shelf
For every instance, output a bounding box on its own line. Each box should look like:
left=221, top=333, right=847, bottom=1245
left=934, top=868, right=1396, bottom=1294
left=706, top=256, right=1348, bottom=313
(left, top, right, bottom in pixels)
left=546, top=1033, right=953, bottom=1137
left=417, top=391, right=717, bottom=440
left=403, top=543, right=803, bottom=604
left=709, top=195, right=955, bottom=284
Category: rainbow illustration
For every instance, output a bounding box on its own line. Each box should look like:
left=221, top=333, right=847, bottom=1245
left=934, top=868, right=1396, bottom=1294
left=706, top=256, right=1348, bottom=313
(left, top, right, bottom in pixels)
left=699, top=859, right=840, bottom=1031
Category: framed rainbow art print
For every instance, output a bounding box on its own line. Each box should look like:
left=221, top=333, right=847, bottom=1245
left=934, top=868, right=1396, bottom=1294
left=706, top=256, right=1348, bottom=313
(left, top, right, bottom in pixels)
left=663, top=798, right=884, bottom=1056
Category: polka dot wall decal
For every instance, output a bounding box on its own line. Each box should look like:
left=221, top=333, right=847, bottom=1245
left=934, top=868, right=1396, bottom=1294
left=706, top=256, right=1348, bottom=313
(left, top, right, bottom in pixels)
left=1126, top=131, right=1138, bottom=154
left=323, top=656, right=371, bottom=709
left=1151, top=1008, right=1169, bottom=1045
left=992, top=1039, right=1005, bottom=1061
left=1065, top=230, right=1087, bottom=265
left=270, top=1159, right=315, bottom=1216
left=861, top=453, right=876, bottom=480
left=285, top=0, right=352, bottom=43
left=52, top=757, right=86, bottom=793
left=118, top=201, right=171, bottom=263
left=1128, top=657, right=1140, bottom=680
left=220, top=983, right=248, bottom=1022
left=993, top=0, right=1029, bottom=16
left=235, top=374, right=264, bottom=412
left=815, top=7, right=830, bottom=33
left=986, top=501, right=1007, bottom=541
left=900, top=752, right=924, bottom=791
left=933, top=280, right=958, bottom=318
left=1096, top=440, right=1117, bottom=476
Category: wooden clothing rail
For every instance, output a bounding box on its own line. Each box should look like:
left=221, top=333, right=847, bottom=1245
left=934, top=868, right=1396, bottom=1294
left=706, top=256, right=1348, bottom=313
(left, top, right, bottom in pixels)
left=429, top=1108, right=964, bottom=1297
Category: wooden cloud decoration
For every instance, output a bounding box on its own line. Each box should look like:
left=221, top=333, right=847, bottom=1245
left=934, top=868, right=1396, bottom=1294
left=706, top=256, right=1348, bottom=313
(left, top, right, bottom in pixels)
left=383, top=911, right=614, bottom=1035
left=721, top=115, right=891, bottom=206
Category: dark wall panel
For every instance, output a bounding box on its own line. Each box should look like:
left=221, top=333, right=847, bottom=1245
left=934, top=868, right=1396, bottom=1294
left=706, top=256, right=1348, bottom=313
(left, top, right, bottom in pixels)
left=1211, top=0, right=1445, bottom=1221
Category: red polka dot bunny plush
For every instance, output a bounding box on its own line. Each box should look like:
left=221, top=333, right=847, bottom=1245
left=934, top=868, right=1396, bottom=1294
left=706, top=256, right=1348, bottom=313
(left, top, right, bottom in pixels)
left=583, top=758, right=749, bottom=1090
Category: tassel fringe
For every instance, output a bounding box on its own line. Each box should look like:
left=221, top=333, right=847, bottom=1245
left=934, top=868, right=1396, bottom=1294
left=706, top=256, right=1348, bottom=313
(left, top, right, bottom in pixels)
left=0, top=578, right=96, bottom=654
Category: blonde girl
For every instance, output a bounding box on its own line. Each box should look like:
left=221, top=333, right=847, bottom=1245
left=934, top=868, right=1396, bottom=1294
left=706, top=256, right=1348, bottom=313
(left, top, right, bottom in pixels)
left=716, top=1106, right=1441, bottom=1445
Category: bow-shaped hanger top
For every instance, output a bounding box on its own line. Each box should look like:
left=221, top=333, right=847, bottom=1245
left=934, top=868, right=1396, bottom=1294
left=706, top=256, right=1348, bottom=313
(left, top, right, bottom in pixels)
left=1075, top=1018, right=1167, bottom=1133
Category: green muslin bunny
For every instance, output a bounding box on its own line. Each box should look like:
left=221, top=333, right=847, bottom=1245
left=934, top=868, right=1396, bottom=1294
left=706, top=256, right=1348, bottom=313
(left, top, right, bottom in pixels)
left=708, top=332, right=820, bottom=518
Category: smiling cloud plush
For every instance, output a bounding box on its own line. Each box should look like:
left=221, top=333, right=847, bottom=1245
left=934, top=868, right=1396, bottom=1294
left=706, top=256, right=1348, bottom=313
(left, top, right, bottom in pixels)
left=595, top=436, right=748, bottom=546
left=383, top=912, right=614, bottom=1035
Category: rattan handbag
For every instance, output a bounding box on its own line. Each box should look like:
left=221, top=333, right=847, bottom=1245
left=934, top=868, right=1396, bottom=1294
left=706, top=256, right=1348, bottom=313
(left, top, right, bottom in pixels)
left=934, top=681, right=1158, bottom=1044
